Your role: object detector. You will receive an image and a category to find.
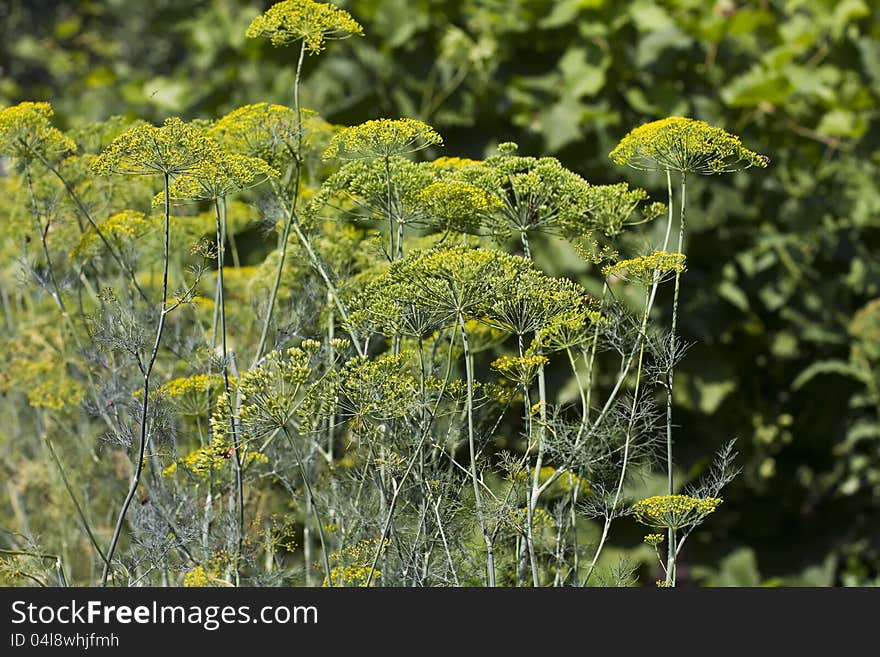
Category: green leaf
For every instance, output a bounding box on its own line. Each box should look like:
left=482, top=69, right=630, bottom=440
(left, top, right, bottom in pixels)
left=817, top=108, right=867, bottom=139
left=718, top=280, right=749, bottom=312
left=791, top=360, right=870, bottom=390
left=721, top=66, right=795, bottom=107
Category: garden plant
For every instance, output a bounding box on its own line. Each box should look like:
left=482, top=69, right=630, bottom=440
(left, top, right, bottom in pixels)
left=0, top=0, right=876, bottom=588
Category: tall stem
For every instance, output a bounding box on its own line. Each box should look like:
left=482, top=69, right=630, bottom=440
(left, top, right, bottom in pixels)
left=215, top=198, right=244, bottom=585
left=44, top=436, right=109, bottom=569
left=459, top=312, right=495, bottom=586
left=102, top=172, right=172, bottom=586
left=665, top=171, right=687, bottom=585
left=280, top=425, right=332, bottom=585
left=25, top=144, right=150, bottom=304
left=254, top=41, right=307, bottom=363
left=584, top=286, right=651, bottom=585
left=526, top=360, right=547, bottom=586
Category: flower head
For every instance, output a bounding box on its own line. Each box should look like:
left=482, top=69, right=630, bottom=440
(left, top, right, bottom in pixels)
left=209, top=103, right=298, bottom=159
left=92, top=117, right=217, bottom=176
left=416, top=180, right=501, bottom=233
left=0, top=102, right=76, bottom=163
left=324, top=118, right=443, bottom=160
left=70, top=210, right=155, bottom=261
left=160, top=373, right=225, bottom=417
left=246, top=0, right=363, bottom=53
left=164, top=151, right=277, bottom=202
left=609, top=117, right=768, bottom=174
left=490, top=354, right=548, bottom=385
left=632, top=494, right=722, bottom=530
left=603, top=250, right=686, bottom=286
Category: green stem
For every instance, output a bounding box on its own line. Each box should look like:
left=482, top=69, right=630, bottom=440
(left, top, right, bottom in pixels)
left=665, top=171, right=687, bottom=586
left=253, top=41, right=307, bottom=364
left=44, top=436, right=109, bottom=568
left=584, top=285, right=651, bottom=585
left=459, top=312, right=495, bottom=586
left=280, top=425, right=332, bottom=585
left=214, top=197, right=244, bottom=586
left=102, top=172, right=172, bottom=587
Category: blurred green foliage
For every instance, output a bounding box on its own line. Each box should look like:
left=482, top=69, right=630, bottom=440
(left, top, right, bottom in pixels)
left=1, top=0, right=878, bottom=584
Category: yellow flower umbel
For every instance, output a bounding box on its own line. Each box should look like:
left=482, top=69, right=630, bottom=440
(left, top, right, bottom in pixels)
left=632, top=494, right=722, bottom=530
left=209, top=103, right=298, bottom=160
left=0, top=102, right=76, bottom=163
left=159, top=373, right=225, bottom=417
left=490, top=354, right=548, bottom=385
left=92, top=117, right=216, bottom=177
left=246, top=0, right=363, bottom=53
left=163, top=151, right=277, bottom=203
left=324, top=118, right=443, bottom=160
left=609, top=117, right=768, bottom=175
left=69, top=210, right=154, bottom=261
left=603, top=250, right=686, bottom=286
left=415, top=180, right=501, bottom=233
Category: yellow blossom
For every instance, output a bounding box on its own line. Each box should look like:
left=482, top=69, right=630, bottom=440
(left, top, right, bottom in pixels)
left=632, top=494, right=722, bottom=530
left=609, top=116, right=768, bottom=174
left=603, top=251, right=686, bottom=286
left=246, top=0, right=363, bottom=53
left=0, top=102, right=76, bottom=162
left=324, top=118, right=443, bottom=160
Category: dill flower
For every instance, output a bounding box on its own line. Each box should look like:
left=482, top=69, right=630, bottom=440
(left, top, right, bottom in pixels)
left=430, top=156, right=483, bottom=170
left=483, top=268, right=590, bottom=339
left=632, top=494, right=722, bottom=530
left=479, top=147, right=596, bottom=240
left=167, top=434, right=268, bottom=478
left=566, top=183, right=665, bottom=238
left=309, top=156, right=434, bottom=227
left=324, top=538, right=388, bottom=587
left=490, top=354, right=548, bottom=385
left=159, top=373, right=224, bottom=417
left=603, top=251, right=686, bottom=286
left=643, top=533, right=666, bottom=547
left=230, top=348, right=315, bottom=438
left=163, top=151, right=278, bottom=202
left=92, top=117, right=217, bottom=177
left=337, top=352, right=420, bottom=423
left=416, top=180, right=501, bottom=233
left=246, top=0, right=363, bottom=53
left=609, top=117, right=768, bottom=174
left=11, top=112, right=75, bottom=160
left=387, top=247, right=532, bottom=325
left=324, top=118, right=443, bottom=160
left=209, top=103, right=301, bottom=162
left=69, top=210, right=154, bottom=261
left=0, top=102, right=76, bottom=163
left=27, top=378, right=85, bottom=411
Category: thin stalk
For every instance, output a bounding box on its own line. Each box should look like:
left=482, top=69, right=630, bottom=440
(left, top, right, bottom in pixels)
left=214, top=197, right=244, bottom=586
left=44, top=436, right=109, bottom=568
left=526, top=361, right=547, bottom=586
left=254, top=41, right=307, bottom=363
left=25, top=144, right=150, bottom=304
left=459, top=312, right=495, bottom=586
left=102, top=172, right=172, bottom=587
left=384, top=154, right=396, bottom=261
left=583, top=285, right=651, bottom=585
left=665, top=171, right=687, bottom=586
left=280, top=424, right=332, bottom=585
